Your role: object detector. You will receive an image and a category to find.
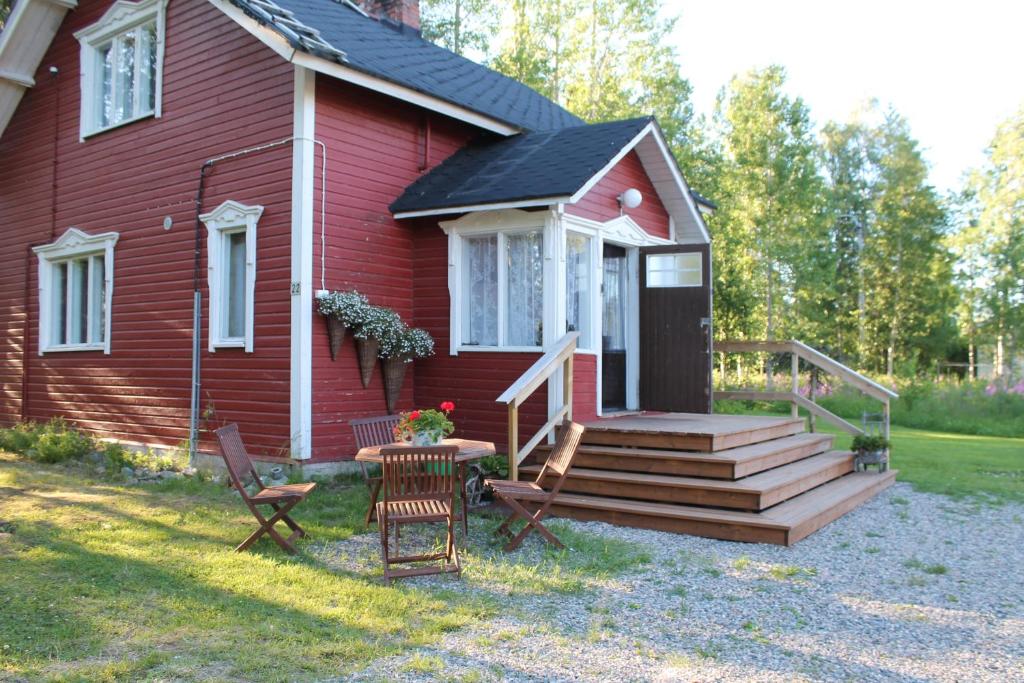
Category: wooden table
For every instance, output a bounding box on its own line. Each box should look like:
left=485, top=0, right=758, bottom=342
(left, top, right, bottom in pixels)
left=355, top=438, right=496, bottom=534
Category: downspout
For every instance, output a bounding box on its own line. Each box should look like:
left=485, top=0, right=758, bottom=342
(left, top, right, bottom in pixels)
left=188, top=136, right=327, bottom=463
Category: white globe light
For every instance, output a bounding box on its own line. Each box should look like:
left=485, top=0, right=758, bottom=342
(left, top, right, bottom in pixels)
left=620, top=188, right=643, bottom=209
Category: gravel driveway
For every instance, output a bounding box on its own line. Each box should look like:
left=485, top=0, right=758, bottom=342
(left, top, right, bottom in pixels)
left=317, top=483, right=1024, bottom=682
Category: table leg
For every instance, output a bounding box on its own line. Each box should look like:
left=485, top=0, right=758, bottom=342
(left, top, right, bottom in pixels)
left=459, top=462, right=469, bottom=537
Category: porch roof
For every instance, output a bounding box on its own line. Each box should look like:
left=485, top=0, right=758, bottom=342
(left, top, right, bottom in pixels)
left=390, top=117, right=652, bottom=216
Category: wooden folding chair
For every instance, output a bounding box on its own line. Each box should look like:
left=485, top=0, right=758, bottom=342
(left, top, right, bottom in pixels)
left=376, top=444, right=461, bottom=582
left=215, top=424, right=316, bottom=555
left=486, top=421, right=585, bottom=552
left=350, top=414, right=402, bottom=525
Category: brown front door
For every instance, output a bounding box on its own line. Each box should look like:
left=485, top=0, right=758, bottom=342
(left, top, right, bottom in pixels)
left=639, top=244, right=712, bottom=413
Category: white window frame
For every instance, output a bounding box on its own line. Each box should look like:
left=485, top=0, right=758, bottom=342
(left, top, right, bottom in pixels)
left=441, top=209, right=554, bottom=355
left=563, top=225, right=601, bottom=354
left=646, top=251, right=703, bottom=288
left=74, top=0, right=168, bottom=139
left=200, top=200, right=263, bottom=353
left=34, top=228, right=118, bottom=354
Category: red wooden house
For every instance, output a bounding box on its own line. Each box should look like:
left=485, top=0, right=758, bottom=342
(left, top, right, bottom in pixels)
left=0, top=0, right=713, bottom=465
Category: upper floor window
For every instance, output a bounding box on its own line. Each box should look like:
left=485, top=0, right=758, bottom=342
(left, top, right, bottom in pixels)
left=75, top=0, right=167, bottom=138
left=200, top=200, right=263, bottom=353
left=33, top=228, right=119, bottom=354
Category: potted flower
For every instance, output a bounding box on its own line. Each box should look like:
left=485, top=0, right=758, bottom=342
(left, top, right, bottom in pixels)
left=352, top=305, right=403, bottom=389
left=394, top=401, right=456, bottom=446
left=851, top=434, right=890, bottom=473
left=378, top=325, right=435, bottom=414
left=315, top=289, right=368, bottom=361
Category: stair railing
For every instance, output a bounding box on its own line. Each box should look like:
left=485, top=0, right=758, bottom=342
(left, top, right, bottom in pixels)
left=496, top=332, right=578, bottom=481
left=714, top=340, right=899, bottom=438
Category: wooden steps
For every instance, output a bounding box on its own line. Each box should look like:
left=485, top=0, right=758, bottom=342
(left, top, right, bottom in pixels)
left=522, top=412, right=895, bottom=545
left=521, top=450, right=854, bottom=511
left=582, top=414, right=805, bottom=451
left=535, top=432, right=834, bottom=479
left=548, top=470, right=897, bottom=546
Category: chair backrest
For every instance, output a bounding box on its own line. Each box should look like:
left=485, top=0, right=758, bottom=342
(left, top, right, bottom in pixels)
left=214, top=424, right=263, bottom=496
left=378, top=445, right=457, bottom=504
left=535, top=421, right=585, bottom=488
left=350, top=414, right=402, bottom=450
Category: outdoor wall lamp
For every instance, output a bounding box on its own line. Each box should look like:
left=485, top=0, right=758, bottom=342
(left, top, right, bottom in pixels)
left=618, top=188, right=643, bottom=212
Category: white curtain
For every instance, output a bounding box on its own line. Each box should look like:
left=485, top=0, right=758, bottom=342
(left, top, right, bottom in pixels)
left=566, top=233, right=591, bottom=348
left=463, top=235, right=498, bottom=345
left=506, top=231, right=543, bottom=346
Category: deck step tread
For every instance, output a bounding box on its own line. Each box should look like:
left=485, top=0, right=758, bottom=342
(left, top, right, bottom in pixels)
left=551, top=470, right=897, bottom=538
left=521, top=450, right=853, bottom=495
left=535, top=432, right=833, bottom=465
left=582, top=413, right=804, bottom=438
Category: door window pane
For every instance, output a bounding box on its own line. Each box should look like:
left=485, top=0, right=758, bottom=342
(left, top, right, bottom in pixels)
left=646, top=252, right=702, bottom=287
left=566, top=232, right=592, bottom=349
left=506, top=231, right=543, bottom=347
left=461, top=235, right=498, bottom=346
left=602, top=253, right=627, bottom=351
left=225, top=231, right=247, bottom=339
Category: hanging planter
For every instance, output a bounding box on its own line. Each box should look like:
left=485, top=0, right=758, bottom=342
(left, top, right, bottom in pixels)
left=315, top=290, right=368, bottom=363
left=381, top=356, right=408, bottom=414
left=325, top=317, right=347, bottom=361
left=355, top=337, right=379, bottom=388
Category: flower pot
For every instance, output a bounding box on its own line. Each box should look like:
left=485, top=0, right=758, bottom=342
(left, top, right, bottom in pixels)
left=355, top=337, right=379, bottom=388
left=381, top=356, right=408, bottom=414
left=855, top=449, right=889, bottom=472
left=409, top=430, right=444, bottom=446
left=326, top=317, right=347, bottom=361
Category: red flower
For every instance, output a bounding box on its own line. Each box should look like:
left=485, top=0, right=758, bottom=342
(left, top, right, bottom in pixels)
left=409, top=410, right=421, bottom=421
left=440, top=401, right=455, bottom=412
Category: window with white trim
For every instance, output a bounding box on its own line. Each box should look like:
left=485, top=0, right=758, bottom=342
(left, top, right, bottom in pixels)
left=459, top=229, right=544, bottom=349
left=75, top=0, right=166, bottom=138
left=646, top=252, right=702, bottom=287
left=565, top=231, right=594, bottom=350
left=34, top=228, right=118, bottom=354
left=200, top=200, right=263, bottom=352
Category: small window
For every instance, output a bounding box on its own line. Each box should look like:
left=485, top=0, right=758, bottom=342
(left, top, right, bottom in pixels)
left=457, top=229, right=544, bottom=349
left=75, top=0, right=166, bottom=137
left=200, top=200, right=263, bottom=352
left=34, top=228, right=118, bottom=354
left=565, top=232, right=593, bottom=350
left=646, top=252, right=702, bottom=288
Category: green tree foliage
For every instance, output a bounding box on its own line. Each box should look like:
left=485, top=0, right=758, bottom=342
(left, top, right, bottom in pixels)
left=710, top=67, right=828, bottom=344
left=953, top=105, right=1024, bottom=377
left=420, top=0, right=499, bottom=57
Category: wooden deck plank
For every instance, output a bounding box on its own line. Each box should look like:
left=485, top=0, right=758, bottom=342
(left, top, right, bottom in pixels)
left=546, top=470, right=896, bottom=545
left=582, top=413, right=805, bottom=451
left=523, top=450, right=853, bottom=510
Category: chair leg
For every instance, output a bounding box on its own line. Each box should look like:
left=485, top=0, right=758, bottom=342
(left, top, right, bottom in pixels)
left=502, top=498, right=563, bottom=552
left=378, top=510, right=392, bottom=584
left=365, top=480, right=382, bottom=526
left=237, top=499, right=302, bottom=554
left=271, top=503, right=306, bottom=538
left=459, top=462, right=469, bottom=537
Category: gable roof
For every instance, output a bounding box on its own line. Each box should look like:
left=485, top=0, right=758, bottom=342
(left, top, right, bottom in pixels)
left=229, top=0, right=582, bottom=132
left=391, top=118, right=652, bottom=215
left=391, top=116, right=711, bottom=243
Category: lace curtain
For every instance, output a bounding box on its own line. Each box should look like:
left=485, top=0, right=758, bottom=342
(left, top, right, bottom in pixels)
left=566, top=232, right=591, bottom=348
left=462, top=235, right=498, bottom=345
left=506, top=231, right=543, bottom=347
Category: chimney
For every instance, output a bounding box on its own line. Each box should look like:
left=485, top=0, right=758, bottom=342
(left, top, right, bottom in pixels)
left=362, top=0, right=420, bottom=32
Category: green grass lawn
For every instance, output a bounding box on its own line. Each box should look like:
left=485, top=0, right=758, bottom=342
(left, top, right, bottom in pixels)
left=717, top=402, right=1024, bottom=503
left=0, top=453, right=652, bottom=681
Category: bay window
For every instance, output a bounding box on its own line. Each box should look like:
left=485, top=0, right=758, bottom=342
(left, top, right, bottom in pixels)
left=34, top=228, right=118, bottom=354
left=200, top=200, right=263, bottom=352
left=76, top=0, right=166, bottom=138
left=458, top=229, right=544, bottom=349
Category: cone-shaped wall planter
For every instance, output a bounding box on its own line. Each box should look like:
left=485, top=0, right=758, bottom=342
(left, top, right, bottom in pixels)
left=326, top=317, right=347, bottom=361
left=381, top=356, right=409, bottom=414
left=355, top=337, right=379, bottom=388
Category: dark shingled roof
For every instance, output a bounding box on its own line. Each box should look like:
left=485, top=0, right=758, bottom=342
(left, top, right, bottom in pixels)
left=231, top=0, right=582, bottom=132
left=390, top=117, right=653, bottom=214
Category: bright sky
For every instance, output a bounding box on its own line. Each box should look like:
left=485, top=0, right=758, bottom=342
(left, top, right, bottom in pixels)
left=669, top=0, right=1024, bottom=193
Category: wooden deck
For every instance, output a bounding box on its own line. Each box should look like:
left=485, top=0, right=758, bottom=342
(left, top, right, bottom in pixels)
left=527, top=413, right=895, bottom=545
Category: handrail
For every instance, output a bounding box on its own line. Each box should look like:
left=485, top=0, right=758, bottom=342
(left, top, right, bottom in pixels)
left=496, top=332, right=578, bottom=480
left=714, top=339, right=898, bottom=439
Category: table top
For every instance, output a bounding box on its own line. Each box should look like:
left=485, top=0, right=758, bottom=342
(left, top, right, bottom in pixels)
left=355, top=438, right=496, bottom=463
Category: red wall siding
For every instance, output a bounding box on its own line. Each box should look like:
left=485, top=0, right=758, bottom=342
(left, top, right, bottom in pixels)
left=567, top=150, right=670, bottom=238
left=310, top=79, right=476, bottom=461
left=0, top=0, right=295, bottom=456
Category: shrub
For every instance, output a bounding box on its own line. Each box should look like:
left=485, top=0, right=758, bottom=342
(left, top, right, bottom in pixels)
left=0, top=422, right=43, bottom=455
left=30, top=418, right=95, bottom=463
